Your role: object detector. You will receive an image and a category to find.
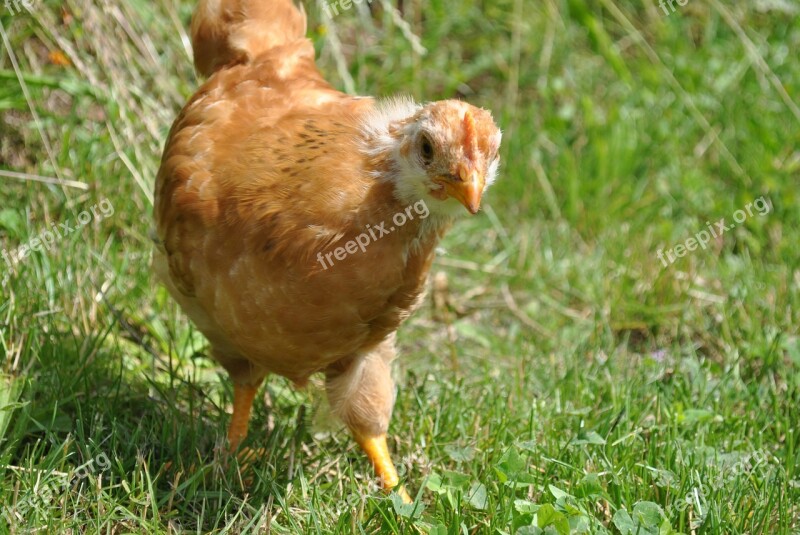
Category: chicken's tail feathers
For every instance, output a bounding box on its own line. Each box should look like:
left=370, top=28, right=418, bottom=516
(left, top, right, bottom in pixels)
left=191, top=0, right=308, bottom=78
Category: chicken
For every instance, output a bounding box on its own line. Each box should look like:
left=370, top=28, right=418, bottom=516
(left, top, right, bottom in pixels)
left=153, top=0, right=501, bottom=501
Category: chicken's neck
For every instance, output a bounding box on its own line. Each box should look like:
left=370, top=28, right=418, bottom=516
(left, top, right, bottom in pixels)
left=359, top=99, right=454, bottom=242
left=360, top=147, right=451, bottom=247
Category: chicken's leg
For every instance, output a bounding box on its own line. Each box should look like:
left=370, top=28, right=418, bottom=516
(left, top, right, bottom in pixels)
left=228, top=381, right=262, bottom=450
left=325, top=337, right=412, bottom=503
left=355, top=434, right=405, bottom=492
left=214, top=350, right=268, bottom=452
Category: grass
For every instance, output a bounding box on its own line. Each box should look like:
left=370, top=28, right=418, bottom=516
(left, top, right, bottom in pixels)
left=1, top=0, right=799, bottom=532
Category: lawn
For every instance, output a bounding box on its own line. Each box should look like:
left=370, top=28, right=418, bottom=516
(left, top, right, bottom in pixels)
left=1, top=0, right=798, bottom=533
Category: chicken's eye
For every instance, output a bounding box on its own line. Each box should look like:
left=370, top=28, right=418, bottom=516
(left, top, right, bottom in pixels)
left=420, top=135, right=434, bottom=166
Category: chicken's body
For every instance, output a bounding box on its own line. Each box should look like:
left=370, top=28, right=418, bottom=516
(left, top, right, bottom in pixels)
left=154, top=73, right=440, bottom=382
left=154, top=0, right=500, bottom=499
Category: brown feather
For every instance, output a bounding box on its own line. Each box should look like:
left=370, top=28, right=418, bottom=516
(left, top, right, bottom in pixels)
left=154, top=0, right=500, bottom=491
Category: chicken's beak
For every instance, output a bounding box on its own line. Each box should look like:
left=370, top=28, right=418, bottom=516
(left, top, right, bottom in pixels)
left=443, top=164, right=484, bottom=215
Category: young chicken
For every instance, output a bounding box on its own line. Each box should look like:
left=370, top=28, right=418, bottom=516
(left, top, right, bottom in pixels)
left=153, top=0, right=501, bottom=501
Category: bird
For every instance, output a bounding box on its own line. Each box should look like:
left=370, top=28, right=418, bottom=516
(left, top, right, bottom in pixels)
left=153, top=0, right=501, bottom=502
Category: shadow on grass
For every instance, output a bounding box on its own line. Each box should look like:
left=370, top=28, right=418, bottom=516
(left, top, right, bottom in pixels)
left=2, top=319, right=315, bottom=530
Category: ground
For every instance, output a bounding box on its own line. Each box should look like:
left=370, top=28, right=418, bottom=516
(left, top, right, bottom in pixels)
left=0, top=0, right=798, bottom=533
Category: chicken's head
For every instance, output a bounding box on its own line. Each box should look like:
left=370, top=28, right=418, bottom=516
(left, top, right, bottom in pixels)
left=365, top=99, right=502, bottom=217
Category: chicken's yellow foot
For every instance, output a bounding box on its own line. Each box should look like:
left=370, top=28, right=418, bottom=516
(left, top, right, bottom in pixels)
left=355, top=434, right=412, bottom=504
left=227, top=383, right=261, bottom=451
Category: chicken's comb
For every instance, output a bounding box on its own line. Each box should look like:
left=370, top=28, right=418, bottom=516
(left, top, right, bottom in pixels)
left=463, top=110, right=479, bottom=161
